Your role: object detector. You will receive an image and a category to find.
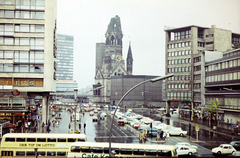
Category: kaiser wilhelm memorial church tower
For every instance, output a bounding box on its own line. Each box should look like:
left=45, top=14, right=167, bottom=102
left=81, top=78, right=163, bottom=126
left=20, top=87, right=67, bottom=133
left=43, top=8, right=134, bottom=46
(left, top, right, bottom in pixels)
left=94, top=15, right=133, bottom=104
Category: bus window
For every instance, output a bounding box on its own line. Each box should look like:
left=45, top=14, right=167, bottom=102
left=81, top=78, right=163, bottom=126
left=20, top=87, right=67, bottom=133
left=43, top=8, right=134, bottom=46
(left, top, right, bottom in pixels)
left=47, top=138, right=56, bottom=142
left=27, top=138, right=36, bottom=142
left=158, top=150, right=171, bottom=156
left=16, top=151, right=25, bottom=156
left=92, top=147, right=103, bottom=153
left=120, top=148, right=132, bottom=155
left=67, top=138, right=76, bottom=142
left=37, top=138, right=46, bottom=142
left=77, top=138, right=85, bottom=142
left=57, top=152, right=66, bottom=156
left=1, top=151, right=13, bottom=156
left=16, top=138, right=25, bottom=142
left=26, top=151, right=35, bottom=156
left=37, top=152, right=45, bottom=156
left=103, top=148, right=109, bottom=154
left=58, top=138, right=66, bottom=142
left=112, top=148, right=120, bottom=154
left=145, top=149, right=157, bottom=156
left=81, top=147, right=91, bottom=153
left=5, top=138, right=15, bottom=142
left=71, top=146, right=81, bottom=152
left=133, top=149, right=144, bottom=155
left=47, top=152, right=56, bottom=156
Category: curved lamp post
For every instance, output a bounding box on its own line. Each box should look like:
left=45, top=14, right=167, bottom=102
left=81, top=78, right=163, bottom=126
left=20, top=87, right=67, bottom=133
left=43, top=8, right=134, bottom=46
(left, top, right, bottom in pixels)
left=73, top=86, right=104, bottom=132
left=108, top=74, right=174, bottom=157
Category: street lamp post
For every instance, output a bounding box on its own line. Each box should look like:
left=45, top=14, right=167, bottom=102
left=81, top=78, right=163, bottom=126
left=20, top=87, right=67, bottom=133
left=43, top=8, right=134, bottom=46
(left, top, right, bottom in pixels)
left=108, top=74, right=174, bottom=157
left=74, top=89, right=78, bottom=133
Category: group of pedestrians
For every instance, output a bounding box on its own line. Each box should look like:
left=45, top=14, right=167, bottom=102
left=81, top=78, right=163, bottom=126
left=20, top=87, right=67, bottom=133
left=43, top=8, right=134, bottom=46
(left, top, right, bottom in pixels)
left=157, top=130, right=170, bottom=141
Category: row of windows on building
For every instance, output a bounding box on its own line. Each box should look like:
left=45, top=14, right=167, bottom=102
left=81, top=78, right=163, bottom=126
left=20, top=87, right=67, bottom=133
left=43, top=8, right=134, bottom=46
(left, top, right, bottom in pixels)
left=223, top=50, right=240, bottom=58
left=168, top=41, right=191, bottom=49
left=0, top=0, right=45, bottom=6
left=166, top=92, right=192, bottom=99
left=167, top=66, right=191, bottom=73
left=0, top=64, right=43, bottom=73
left=168, top=50, right=191, bottom=57
left=206, top=58, right=240, bottom=72
left=206, top=71, right=240, bottom=82
left=168, top=58, right=191, bottom=65
left=167, top=83, right=201, bottom=89
left=0, top=50, right=44, bottom=63
left=167, top=74, right=201, bottom=81
left=0, top=24, right=44, bottom=35
left=0, top=37, right=44, bottom=49
left=0, top=78, right=43, bottom=86
left=0, top=10, right=44, bottom=19
left=206, top=97, right=240, bottom=107
left=172, top=30, right=191, bottom=41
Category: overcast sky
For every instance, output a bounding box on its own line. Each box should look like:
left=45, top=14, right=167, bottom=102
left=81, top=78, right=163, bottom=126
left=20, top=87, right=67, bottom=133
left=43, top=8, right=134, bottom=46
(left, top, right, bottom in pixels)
left=57, top=0, right=240, bottom=89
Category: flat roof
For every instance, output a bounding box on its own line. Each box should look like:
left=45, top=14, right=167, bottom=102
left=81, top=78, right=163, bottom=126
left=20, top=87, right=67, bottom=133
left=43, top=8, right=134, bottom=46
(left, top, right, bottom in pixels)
left=164, top=25, right=209, bottom=32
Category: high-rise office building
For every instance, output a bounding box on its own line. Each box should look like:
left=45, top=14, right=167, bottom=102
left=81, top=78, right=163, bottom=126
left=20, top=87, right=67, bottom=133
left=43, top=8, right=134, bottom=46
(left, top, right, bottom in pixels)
left=56, top=34, right=73, bottom=80
left=55, top=34, right=77, bottom=100
left=165, top=25, right=240, bottom=116
left=0, top=0, right=57, bottom=124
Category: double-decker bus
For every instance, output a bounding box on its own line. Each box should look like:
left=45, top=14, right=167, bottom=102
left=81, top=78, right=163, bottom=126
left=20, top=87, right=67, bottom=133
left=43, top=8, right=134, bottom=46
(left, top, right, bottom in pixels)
left=68, top=142, right=178, bottom=157
left=0, top=133, right=87, bottom=158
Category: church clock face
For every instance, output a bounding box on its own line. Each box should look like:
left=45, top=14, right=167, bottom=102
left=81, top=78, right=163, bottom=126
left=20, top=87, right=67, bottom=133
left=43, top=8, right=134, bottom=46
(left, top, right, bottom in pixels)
left=116, top=55, right=121, bottom=62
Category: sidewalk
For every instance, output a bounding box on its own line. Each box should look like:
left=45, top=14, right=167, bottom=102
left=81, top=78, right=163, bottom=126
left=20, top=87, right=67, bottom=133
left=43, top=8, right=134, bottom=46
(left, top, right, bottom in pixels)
left=153, top=113, right=240, bottom=139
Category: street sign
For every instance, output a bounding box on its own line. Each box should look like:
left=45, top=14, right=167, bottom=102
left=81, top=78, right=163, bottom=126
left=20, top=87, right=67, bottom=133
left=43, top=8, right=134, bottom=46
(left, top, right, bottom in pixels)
left=195, top=125, right=200, bottom=131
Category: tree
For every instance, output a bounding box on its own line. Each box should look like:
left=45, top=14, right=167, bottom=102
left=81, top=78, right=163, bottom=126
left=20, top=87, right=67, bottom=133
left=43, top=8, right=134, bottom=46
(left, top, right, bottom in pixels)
left=204, top=98, right=219, bottom=127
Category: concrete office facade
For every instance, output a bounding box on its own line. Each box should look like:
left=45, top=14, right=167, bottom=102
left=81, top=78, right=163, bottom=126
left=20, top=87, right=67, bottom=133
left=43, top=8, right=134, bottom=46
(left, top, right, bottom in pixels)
left=0, top=0, right=57, bottom=124
left=165, top=25, right=240, bottom=116
left=202, top=49, right=240, bottom=124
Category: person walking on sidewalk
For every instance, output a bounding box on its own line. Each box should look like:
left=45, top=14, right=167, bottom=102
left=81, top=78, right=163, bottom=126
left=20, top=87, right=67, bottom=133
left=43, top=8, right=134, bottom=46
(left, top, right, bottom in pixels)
left=166, top=131, right=170, bottom=140
left=69, top=123, right=71, bottom=129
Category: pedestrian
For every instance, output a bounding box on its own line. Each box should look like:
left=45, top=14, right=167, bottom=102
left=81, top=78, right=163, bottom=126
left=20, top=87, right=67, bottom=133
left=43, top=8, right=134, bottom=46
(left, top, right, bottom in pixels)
left=166, top=131, right=170, bottom=140
left=69, top=123, right=71, bottom=129
left=70, top=115, right=72, bottom=121
left=42, top=122, right=45, bottom=127
left=56, top=121, right=58, bottom=127
left=33, top=126, right=37, bottom=133
left=160, top=130, right=163, bottom=140
left=163, top=131, right=166, bottom=140
left=227, top=119, right=229, bottom=125
left=84, top=122, right=86, bottom=129
left=79, top=123, right=81, bottom=130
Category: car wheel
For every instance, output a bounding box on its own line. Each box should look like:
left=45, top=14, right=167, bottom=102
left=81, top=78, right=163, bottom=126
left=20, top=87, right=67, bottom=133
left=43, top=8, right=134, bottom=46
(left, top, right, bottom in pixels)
left=180, top=133, right=183, bottom=137
left=188, top=152, right=192, bottom=156
left=217, top=151, right=221, bottom=155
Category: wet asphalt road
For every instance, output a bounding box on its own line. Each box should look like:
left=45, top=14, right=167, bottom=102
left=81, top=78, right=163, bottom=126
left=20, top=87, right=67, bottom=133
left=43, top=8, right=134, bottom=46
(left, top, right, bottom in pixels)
left=42, top=107, right=215, bottom=157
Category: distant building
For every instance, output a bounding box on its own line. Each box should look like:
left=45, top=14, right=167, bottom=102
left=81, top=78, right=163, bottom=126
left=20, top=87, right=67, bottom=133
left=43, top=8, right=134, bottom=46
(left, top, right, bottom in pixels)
left=54, top=34, right=78, bottom=103
left=0, top=0, right=57, bottom=124
left=94, top=15, right=165, bottom=107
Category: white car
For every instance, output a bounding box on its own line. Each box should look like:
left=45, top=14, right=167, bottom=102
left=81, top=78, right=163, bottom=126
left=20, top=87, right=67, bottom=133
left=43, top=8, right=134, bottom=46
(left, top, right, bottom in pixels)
left=176, top=146, right=197, bottom=156
left=175, top=142, right=198, bottom=149
left=89, top=111, right=94, bottom=116
left=168, top=128, right=187, bottom=136
left=212, top=144, right=236, bottom=155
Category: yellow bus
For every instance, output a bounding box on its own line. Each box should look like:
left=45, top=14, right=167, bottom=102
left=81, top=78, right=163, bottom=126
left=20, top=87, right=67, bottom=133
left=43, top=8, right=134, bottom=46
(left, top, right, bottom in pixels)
left=0, top=133, right=87, bottom=158
left=68, top=142, right=178, bottom=157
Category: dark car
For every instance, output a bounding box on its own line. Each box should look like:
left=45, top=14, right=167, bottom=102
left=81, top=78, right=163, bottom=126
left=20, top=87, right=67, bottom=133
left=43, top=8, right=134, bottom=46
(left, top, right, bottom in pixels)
left=230, top=141, right=240, bottom=151
left=228, top=151, right=240, bottom=158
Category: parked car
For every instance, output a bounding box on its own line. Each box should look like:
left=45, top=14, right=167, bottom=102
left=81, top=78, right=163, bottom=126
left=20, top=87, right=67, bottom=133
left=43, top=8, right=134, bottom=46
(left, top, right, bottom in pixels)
left=92, top=116, right=98, bottom=122
left=212, top=144, right=236, bottom=155
left=176, top=146, right=197, bottom=156
left=99, top=113, right=105, bottom=120
left=89, top=111, right=94, bottom=116
left=168, top=127, right=187, bottom=136
left=230, top=141, right=240, bottom=151
left=175, top=142, right=198, bottom=149
left=146, top=128, right=160, bottom=137
left=228, top=151, right=240, bottom=157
